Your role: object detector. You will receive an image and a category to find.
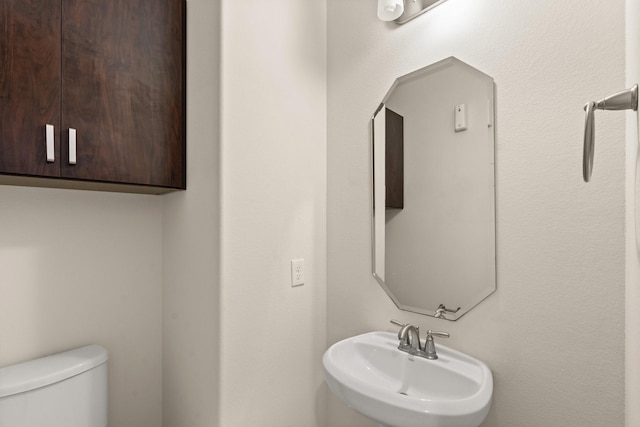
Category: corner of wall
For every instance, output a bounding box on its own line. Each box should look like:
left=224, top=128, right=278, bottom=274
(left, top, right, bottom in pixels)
left=162, top=0, right=222, bottom=426
left=625, top=1, right=640, bottom=425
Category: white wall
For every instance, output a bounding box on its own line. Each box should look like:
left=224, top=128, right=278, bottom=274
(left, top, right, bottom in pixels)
left=327, top=1, right=625, bottom=426
left=218, top=0, right=327, bottom=426
left=162, top=0, right=221, bottom=426
left=625, top=1, right=640, bottom=425
left=0, top=186, right=163, bottom=427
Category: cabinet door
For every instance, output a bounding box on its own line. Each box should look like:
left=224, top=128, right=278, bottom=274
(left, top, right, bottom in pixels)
left=61, top=0, right=185, bottom=188
left=0, top=0, right=61, bottom=177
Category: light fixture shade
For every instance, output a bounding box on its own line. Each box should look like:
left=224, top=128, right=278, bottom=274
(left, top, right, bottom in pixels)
left=377, top=0, right=404, bottom=21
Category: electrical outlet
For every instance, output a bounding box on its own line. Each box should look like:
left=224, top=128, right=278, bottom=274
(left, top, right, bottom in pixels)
left=291, top=259, right=304, bottom=287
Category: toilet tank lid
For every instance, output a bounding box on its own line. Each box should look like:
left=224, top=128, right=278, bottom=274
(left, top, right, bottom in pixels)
left=0, top=344, right=108, bottom=398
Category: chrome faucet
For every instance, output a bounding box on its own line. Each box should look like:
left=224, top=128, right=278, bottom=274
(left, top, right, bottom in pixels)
left=398, top=324, right=421, bottom=352
left=390, top=319, right=449, bottom=360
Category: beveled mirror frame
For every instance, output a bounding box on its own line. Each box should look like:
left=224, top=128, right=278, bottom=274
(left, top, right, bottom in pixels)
left=371, top=57, right=497, bottom=320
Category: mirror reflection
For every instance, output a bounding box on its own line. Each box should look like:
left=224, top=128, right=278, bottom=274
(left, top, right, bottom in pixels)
left=372, top=57, right=496, bottom=320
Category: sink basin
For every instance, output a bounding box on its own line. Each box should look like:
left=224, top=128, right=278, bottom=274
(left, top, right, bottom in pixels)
left=322, top=331, right=492, bottom=427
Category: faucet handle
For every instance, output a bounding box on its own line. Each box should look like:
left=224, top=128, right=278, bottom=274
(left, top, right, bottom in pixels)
left=424, top=330, right=449, bottom=360
left=390, top=319, right=406, bottom=327
left=390, top=320, right=408, bottom=341
left=426, top=330, right=449, bottom=339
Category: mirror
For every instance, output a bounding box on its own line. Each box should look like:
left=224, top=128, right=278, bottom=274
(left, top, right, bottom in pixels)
left=372, top=57, right=496, bottom=320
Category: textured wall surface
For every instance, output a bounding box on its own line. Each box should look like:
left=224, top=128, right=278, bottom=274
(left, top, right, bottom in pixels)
left=327, top=1, right=626, bottom=426
left=0, top=186, right=163, bottom=427
left=218, top=0, right=328, bottom=426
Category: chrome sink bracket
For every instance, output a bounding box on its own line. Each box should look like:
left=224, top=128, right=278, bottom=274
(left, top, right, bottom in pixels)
left=424, top=330, right=450, bottom=360
left=583, top=84, right=638, bottom=182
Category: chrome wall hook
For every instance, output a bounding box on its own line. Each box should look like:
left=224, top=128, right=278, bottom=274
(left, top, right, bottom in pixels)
left=583, top=84, right=638, bottom=182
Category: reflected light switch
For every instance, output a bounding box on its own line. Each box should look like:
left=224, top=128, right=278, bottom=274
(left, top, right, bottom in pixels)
left=455, top=104, right=467, bottom=132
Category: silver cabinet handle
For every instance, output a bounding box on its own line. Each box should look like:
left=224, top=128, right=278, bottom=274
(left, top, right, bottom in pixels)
left=583, top=84, right=638, bottom=182
left=46, top=124, right=55, bottom=162
left=69, top=128, right=77, bottom=165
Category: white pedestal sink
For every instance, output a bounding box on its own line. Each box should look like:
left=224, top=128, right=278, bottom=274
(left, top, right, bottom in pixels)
left=323, top=331, right=492, bottom=427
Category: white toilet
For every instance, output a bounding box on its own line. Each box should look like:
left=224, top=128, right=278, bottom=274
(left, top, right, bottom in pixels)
left=0, top=344, right=108, bottom=427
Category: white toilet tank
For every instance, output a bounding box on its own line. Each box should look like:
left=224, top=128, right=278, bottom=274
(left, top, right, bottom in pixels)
left=0, top=344, right=108, bottom=427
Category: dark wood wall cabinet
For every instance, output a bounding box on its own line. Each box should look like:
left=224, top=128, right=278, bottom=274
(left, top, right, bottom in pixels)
left=0, top=0, right=186, bottom=194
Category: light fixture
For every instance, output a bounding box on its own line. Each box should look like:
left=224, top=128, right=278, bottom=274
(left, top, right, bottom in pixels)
left=378, top=0, right=449, bottom=25
left=377, top=0, right=404, bottom=22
